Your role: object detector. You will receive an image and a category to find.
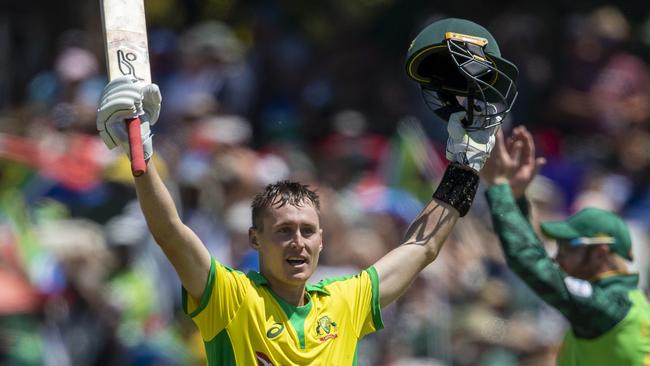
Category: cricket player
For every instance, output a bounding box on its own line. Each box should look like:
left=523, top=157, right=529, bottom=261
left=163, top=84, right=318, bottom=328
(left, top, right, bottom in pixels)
left=482, top=126, right=650, bottom=365
left=96, top=18, right=518, bottom=365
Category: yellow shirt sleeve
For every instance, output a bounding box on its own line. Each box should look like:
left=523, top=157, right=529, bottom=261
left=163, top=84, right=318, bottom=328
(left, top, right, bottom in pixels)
left=182, top=257, right=249, bottom=341
left=324, top=266, right=384, bottom=338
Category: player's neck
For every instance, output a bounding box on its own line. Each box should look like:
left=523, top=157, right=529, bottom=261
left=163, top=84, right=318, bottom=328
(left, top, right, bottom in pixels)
left=276, top=286, right=308, bottom=307
left=266, top=277, right=308, bottom=306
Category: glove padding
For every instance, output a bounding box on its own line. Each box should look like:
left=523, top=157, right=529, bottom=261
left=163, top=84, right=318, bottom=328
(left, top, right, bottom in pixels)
left=96, top=77, right=161, bottom=161
left=445, top=109, right=501, bottom=172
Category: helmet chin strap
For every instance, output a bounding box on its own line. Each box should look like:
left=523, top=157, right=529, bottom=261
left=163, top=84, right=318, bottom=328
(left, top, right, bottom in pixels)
left=423, top=88, right=504, bottom=130
left=464, top=97, right=475, bottom=127
left=461, top=95, right=503, bottom=131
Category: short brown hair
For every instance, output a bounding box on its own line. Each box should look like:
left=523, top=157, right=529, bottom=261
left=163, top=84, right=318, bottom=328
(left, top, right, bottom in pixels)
left=251, top=180, right=320, bottom=231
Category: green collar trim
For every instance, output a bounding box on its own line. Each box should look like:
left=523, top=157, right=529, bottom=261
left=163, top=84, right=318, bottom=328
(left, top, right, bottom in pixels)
left=246, top=270, right=330, bottom=295
left=247, top=270, right=320, bottom=350
left=593, top=273, right=639, bottom=290
left=272, top=292, right=312, bottom=349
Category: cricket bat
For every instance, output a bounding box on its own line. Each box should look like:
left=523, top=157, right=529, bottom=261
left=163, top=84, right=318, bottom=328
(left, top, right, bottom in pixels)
left=100, top=0, right=151, bottom=176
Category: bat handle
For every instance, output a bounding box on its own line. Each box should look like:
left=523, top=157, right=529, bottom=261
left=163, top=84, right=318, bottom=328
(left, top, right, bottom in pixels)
left=126, top=117, right=147, bottom=176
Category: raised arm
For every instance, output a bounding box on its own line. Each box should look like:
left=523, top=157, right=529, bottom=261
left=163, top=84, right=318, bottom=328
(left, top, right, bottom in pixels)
left=481, top=127, right=596, bottom=314
left=374, top=198, right=458, bottom=307
left=374, top=110, right=495, bottom=308
left=96, top=77, right=211, bottom=300
left=480, top=127, right=624, bottom=332
left=133, top=164, right=211, bottom=299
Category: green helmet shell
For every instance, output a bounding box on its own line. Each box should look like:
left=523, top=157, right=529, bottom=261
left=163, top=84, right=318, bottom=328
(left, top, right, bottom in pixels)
left=406, top=18, right=518, bottom=105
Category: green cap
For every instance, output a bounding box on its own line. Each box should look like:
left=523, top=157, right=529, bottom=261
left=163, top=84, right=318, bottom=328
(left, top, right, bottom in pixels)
left=406, top=18, right=518, bottom=102
left=540, top=208, right=633, bottom=260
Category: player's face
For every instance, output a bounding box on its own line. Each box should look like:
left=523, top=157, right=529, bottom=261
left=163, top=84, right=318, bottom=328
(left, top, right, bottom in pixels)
left=253, top=203, right=323, bottom=288
left=555, top=243, right=592, bottom=279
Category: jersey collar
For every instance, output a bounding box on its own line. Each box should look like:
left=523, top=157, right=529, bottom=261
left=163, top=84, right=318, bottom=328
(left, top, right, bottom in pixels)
left=246, top=270, right=331, bottom=295
left=592, top=272, right=639, bottom=290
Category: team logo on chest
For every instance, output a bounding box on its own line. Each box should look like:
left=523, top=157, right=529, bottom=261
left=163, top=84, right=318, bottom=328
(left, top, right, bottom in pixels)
left=315, top=315, right=338, bottom=342
left=266, top=322, right=284, bottom=339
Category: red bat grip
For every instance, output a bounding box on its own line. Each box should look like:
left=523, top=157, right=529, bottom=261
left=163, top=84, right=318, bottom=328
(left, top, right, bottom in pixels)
left=126, top=117, right=147, bottom=176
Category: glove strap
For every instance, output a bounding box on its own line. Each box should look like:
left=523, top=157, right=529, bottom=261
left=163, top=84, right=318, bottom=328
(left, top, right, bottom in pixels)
left=433, top=162, right=480, bottom=217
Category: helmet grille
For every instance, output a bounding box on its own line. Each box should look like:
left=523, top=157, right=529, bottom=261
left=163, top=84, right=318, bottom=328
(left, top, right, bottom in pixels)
left=416, top=41, right=496, bottom=96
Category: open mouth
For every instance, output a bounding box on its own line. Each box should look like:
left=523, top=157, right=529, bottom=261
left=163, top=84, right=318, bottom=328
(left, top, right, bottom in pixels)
left=286, top=257, right=307, bottom=266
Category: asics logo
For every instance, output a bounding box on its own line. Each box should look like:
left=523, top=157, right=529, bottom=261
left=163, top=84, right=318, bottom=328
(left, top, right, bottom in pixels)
left=266, top=322, right=284, bottom=339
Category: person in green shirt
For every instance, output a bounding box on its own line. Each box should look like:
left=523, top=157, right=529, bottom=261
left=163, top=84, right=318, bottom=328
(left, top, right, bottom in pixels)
left=482, top=126, right=650, bottom=365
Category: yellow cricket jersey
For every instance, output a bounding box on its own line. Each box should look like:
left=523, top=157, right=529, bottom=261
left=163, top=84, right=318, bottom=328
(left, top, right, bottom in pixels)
left=182, top=257, right=384, bottom=365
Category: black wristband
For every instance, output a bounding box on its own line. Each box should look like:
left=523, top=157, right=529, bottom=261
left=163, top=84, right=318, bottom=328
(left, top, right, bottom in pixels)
left=433, top=162, right=480, bottom=217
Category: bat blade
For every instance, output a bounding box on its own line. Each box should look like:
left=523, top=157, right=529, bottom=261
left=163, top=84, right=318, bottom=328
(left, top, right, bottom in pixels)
left=100, top=0, right=150, bottom=176
left=100, top=0, right=151, bottom=83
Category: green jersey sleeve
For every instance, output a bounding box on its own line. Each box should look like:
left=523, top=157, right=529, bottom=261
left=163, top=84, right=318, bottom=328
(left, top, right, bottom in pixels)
left=485, top=184, right=630, bottom=338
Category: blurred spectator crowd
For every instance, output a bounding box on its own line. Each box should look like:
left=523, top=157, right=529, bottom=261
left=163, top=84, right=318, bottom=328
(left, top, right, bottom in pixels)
left=2, top=1, right=650, bottom=365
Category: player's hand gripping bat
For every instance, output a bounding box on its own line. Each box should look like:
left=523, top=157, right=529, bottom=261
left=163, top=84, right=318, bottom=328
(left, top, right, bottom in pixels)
left=100, top=0, right=151, bottom=176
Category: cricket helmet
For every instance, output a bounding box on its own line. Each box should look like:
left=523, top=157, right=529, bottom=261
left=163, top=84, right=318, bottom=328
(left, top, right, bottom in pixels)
left=406, top=18, right=518, bottom=129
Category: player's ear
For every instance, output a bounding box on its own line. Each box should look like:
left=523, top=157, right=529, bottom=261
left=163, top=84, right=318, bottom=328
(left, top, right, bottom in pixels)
left=249, top=227, right=260, bottom=250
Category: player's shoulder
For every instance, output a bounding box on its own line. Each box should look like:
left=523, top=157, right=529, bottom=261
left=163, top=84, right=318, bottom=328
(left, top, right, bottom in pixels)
left=215, top=259, right=245, bottom=275
left=311, top=269, right=371, bottom=294
left=213, top=260, right=255, bottom=286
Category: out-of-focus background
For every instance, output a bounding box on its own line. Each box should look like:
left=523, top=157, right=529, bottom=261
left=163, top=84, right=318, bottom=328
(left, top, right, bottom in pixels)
left=2, top=1, right=650, bottom=365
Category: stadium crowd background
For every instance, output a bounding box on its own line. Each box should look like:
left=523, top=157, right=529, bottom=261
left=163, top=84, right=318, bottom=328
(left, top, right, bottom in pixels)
left=2, top=0, right=650, bottom=365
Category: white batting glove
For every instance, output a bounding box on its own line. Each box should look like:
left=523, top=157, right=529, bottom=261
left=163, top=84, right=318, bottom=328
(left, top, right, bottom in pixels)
left=445, top=107, right=501, bottom=172
left=96, top=77, right=161, bottom=161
